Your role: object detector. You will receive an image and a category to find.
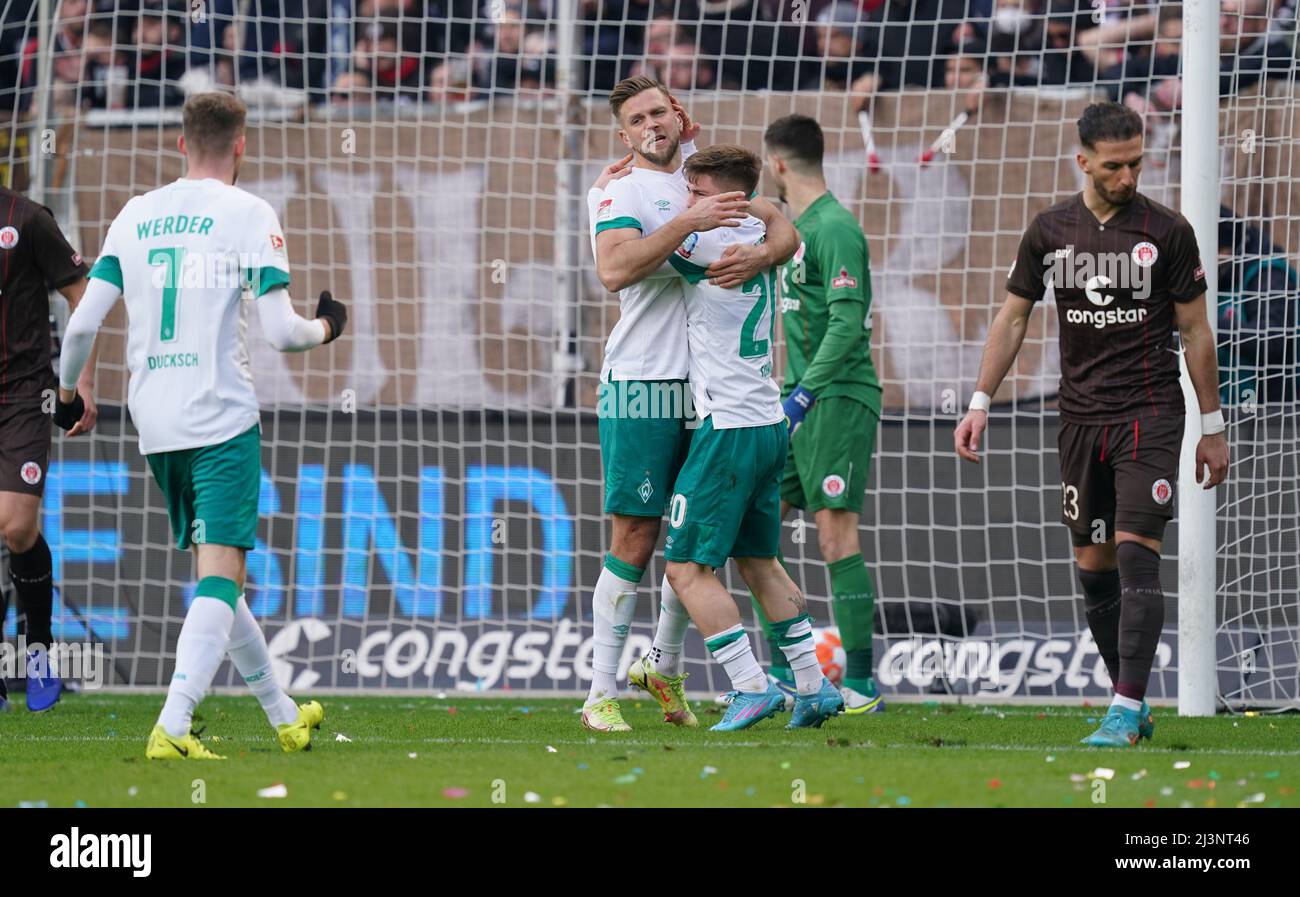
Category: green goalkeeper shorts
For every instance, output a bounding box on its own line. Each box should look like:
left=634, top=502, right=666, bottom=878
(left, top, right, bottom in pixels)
left=146, top=424, right=262, bottom=550
left=664, top=416, right=787, bottom=567
left=781, top=396, right=879, bottom=514
left=597, top=377, right=693, bottom=517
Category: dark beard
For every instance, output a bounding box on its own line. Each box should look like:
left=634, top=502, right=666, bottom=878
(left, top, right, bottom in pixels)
left=639, top=136, right=680, bottom=167
left=1098, top=182, right=1135, bottom=206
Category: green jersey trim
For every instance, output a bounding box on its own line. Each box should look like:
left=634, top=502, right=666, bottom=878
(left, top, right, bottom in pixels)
left=89, top=255, right=123, bottom=291
left=595, top=216, right=642, bottom=234
left=668, top=252, right=710, bottom=284
left=248, top=266, right=291, bottom=298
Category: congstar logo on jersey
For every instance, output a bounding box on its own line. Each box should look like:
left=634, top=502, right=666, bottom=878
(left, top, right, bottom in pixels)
left=1042, top=245, right=1152, bottom=304
left=50, top=828, right=151, bottom=877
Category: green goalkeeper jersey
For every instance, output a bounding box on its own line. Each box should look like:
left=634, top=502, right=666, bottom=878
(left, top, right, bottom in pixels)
left=778, top=191, right=882, bottom=415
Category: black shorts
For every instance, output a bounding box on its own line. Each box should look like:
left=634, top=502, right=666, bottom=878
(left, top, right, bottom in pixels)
left=1057, top=414, right=1184, bottom=547
left=0, top=400, right=51, bottom=497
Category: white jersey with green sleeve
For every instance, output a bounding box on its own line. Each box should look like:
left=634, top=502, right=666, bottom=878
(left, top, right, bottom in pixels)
left=87, top=177, right=289, bottom=454
left=668, top=216, right=782, bottom=429
left=589, top=144, right=696, bottom=383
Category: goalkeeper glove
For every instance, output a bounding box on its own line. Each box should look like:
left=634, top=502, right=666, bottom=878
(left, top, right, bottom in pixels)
left=782, top=384, right=816, bottom=436
left=315, top=291, right=348, bottom=343
left=53, top=391, right=85, bottom=431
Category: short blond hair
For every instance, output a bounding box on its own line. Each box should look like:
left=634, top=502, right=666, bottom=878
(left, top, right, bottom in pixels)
left=608, top=76, right=670, bottom=123
left=182, top=92, right=246, bottom=159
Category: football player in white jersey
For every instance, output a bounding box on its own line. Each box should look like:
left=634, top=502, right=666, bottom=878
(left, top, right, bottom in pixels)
left=658, top=146, right=844, bottom=731
left=580, top=77, right=800, bottom=732
left=55, top=92, right=347, bottom=759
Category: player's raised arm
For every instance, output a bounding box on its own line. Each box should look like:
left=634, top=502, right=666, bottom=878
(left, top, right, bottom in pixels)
left=594, top=189, right=748, bottom=293
left=703, top=196, right=800, bottom=290
left=1174, top=294, right=1230, bottom=488
left=955, top=292, right=1035, bottom=463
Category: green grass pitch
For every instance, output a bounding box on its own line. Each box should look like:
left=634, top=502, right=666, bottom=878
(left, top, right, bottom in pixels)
left=2, top=693, right=1297, bottom=808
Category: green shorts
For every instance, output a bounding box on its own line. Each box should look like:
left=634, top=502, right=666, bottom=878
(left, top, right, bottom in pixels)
left=146, top=424, right=262, bottom=550
left=664, top=416, right=787, bottom=567
left=781, top=396, right=879, bottom=514
left=598, top=378, right=693, bottom=517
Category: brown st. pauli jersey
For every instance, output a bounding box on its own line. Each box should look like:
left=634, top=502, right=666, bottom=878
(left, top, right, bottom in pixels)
left=1007, top=191, right=1207, bottom=425
left=0, top=187, right=90, bottom=405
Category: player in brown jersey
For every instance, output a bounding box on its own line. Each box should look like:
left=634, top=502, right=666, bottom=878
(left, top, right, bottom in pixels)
left=0, top=186, right=98, bottom=711
left=954, top=103, right=1229, bottom=747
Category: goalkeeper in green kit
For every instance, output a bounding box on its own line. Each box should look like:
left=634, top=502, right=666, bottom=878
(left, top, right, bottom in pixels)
left=745, top=113, right=885, bottom=713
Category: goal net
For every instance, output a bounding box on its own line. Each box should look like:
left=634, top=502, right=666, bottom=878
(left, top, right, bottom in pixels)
left=1, top=0, right=1296, bottom=707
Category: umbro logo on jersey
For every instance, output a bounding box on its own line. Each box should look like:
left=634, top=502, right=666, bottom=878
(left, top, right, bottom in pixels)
left=831, top=266, right=857, bottom=289
left=0, top=226, right=18, bottom=249
left=654, top=199, right=671, bottom=210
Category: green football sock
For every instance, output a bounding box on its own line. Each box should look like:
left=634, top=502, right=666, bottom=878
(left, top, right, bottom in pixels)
left=751, top=552, right=793, bottom=683
left=829, top=553, right=877, bottom=691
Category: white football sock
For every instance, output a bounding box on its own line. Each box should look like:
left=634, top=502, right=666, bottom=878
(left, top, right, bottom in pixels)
left=649, top=575, right=690, bottom=676
left=585, top=565, right=640, bottom=705
left=776, top=615, right=823, bottom=695
left=158, top=596, right=235, bottom=738
left=707, top=624, right=766, bottom=693
left=1112, top=694, right=1143, bottom=713
left=228, top=595, right=299, bottom=728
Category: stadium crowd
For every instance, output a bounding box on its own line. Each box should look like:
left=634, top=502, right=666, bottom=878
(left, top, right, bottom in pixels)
left=0, top=0, right=1294, bottom=114
left=0, top=0, right=1295, bottom=401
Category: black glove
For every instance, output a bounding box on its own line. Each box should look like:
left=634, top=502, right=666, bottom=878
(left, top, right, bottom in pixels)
left=53, top=391, right=85, bottom=431
left=315, top=290, right=347, bottom=344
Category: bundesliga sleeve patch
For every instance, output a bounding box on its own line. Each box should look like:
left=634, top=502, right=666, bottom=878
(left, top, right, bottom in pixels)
left=1194, top=264, right=1205, bottom=281
left=270, top=234, right=285, bottom=251
left=596, top=198, right=613, bottom=221
left=831, top=266, right=857, bottom=289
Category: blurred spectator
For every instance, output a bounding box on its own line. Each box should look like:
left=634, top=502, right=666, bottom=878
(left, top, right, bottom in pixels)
left=347, top=18, right=428, bottom=103
left=799, top=1, right=878, bottom=104
left=1076, top=3, right=1158, bottom=74
left=329, top=68, right=375, bottom=105
left=468, top=7, right=556, bottom=97
left=662, top=35, right=716, bottom=89
left=1217, top=207, right=1299, bottom=406
left=1137, top=0, right=1292, bottom=112
left=847, top=0, right=973, bottom=99
left=971, top=0, right=1095, bottom=88
left=67, top=18, right=130, bottom=111
left=629, top=19, right=716, bottom=90
left=131, top=0, right=189, bottom=109
left=582, top=0, right=655, bottom=91
left=695, top=0, right=804, bottom=91
left=943, top=40, right=988, bottom=113
left=236, top=0, right=331, bottom=104
left=1093, top=5, right=1179, bottom=105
